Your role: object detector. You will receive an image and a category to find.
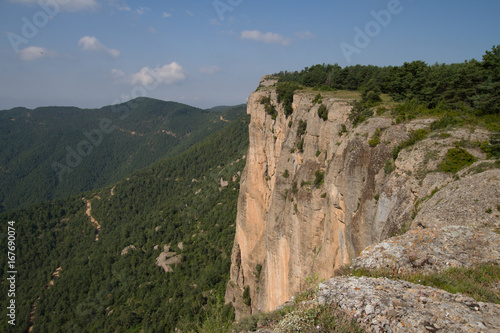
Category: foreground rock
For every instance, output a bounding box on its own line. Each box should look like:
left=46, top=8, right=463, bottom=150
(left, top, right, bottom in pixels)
left=317, top=276, right=500, bottom=332
left=352, top=226, right=500, bottom=275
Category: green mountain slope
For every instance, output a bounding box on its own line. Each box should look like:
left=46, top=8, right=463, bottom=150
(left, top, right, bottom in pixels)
left=0, top=98, right=246, bottom=212
left=0, top=113, right=250, bottom=332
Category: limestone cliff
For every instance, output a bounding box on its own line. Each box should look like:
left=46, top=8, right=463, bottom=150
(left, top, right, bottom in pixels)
left=226, top=76, right=500, bottom=318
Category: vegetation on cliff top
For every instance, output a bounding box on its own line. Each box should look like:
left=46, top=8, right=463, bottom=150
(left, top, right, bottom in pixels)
left=275, top=44, right=500, bottom=131
left=276, top=44, right=499, bottom=115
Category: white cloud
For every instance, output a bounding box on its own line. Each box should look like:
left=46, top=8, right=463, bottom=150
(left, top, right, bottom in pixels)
left=136, top=6, right=149, bottom=15
left=130, top=63, right=186, bottom=86
left=19, top=46, right=56, bottom=61
left=149, top=27, right=157, bottom=34
left=111, top=69, right=126, bottom=82
left=108, top=0, right=130, bottom=11
left=295, top=31, right=317, bottom=40
left=10, top=0, right=98, bottom=11
left=78, top=36, right=120, bottom=57
left=116, top=4, right=130, bottom=11
left=210, top=18, right=221, bottom=26
left=199, top=66, right=220, bottom=75
left=241, top=30, right=291, bottom=46
left=162, top=12, right=172, bottom=18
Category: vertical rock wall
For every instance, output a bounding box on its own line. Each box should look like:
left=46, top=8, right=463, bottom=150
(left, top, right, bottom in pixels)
left=225, top=76, right=475, bottom=317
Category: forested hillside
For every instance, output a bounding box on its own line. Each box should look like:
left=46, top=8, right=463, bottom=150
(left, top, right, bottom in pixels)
left=0, top=114, right=249, bottom=332
left=0, top=98, right=246, bottom=212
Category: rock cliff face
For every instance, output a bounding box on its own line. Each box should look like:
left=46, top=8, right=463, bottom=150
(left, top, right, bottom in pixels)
left=226, top=76, right=500, bottom=318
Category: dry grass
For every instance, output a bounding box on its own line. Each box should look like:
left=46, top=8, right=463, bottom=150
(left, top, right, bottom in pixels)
left=336, top=263, right=500, bottom=304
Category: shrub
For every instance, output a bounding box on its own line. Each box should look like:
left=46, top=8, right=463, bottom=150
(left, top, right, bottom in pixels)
left=439, top=133, right=452, bottom=139
left=317, top=104, right=328, bottom=120
left=349, top=100, right=374, bottom=127
left=197, top=301, right=234, bottom=333
left=384, top=160, right=395, bottom=175
left=283, top=169, right=289, bottom=178
left=297, top=120, right=307, bottom=137
left=391, top=98, right=429, bottom=123
left=297, top=138, right=304, bottom=152
left=480, top=132, right=500, bottom=159
left=312, top=93, right=323, bottom=104
left=242, top=286, right=251, bottom=306
left=272, top=310, right=316, bottom=332
left=338, top=124, right=347, bottom=136
left=430, top=113, right=461, bottom=130
left=392, top=128, right=429, bottom=159
left=260, top=95, right=278, bottom=119
left=263, top=305, right=363, bottom=333
left=363, top=90, right=382, bottom=106
left=300, top=180, right=311, bottom=187
left=439, top=148, right=477, bottom=173
left=376, top=106, right=387, bottom=115
left=255, top=264, right=263, bottom=279
left=369, top=128, right=382, bottom=147
left=260, top=96, right=271, bottom=105
left=314, top=170, right=325, bottom=186
left=276, top=81, right=300, bottom=116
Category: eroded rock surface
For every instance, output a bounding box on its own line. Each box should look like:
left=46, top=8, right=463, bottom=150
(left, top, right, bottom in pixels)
left=156, top=245, right=182, bottom=272
left=317, top=276, right=500, bottom=332
left=412, top=169, right=500, bottom=230
left=352, top=226, right=500, bottom=275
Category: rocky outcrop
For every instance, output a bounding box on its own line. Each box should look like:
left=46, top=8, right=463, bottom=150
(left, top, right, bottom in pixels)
left=156, top=245, right=182, bottom=272
left=226, top=76, right=500, bottom=318
left=351, top=225, right=500, bottom=275
left=317, top=276, right=500, bottom=332
left=121, top=245, right=137, bottom=256
left=412, top=169, right=500, bottom=229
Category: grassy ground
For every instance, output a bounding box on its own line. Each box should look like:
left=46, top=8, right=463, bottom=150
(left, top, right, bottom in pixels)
left=232, top=302, right=364, bottom=333
left=300, top=87, right=361, bottom=100
left=336, top=263, right=500, bottom=304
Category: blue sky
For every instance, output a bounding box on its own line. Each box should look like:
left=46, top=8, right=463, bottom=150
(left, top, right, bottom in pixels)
left=1, top=0, right=499, bottom=110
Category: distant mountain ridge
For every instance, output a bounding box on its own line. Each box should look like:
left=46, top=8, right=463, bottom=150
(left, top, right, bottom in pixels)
left=0, top=97, right=246, bottom=212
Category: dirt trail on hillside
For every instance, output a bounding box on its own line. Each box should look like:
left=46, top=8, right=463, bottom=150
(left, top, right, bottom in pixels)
left=83, top=198, right=101, bottom=241
left=28, top=267, right=62, bottom=332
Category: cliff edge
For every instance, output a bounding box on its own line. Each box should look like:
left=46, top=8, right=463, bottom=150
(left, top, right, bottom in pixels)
left=226, top=76, right=500, bottom=319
